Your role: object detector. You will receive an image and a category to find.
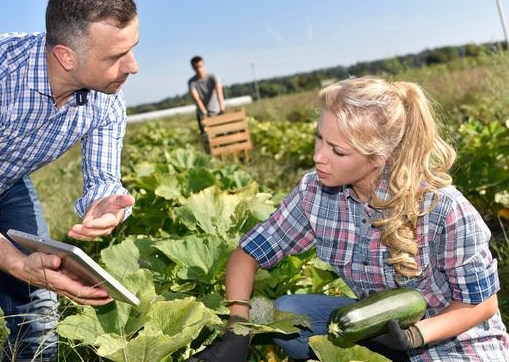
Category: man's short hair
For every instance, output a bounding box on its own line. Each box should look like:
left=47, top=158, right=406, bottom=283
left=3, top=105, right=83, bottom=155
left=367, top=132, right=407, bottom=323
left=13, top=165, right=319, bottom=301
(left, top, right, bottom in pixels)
left=190, top=55, right=203, bottom=68
left=45, top=0, right=137, bottom=49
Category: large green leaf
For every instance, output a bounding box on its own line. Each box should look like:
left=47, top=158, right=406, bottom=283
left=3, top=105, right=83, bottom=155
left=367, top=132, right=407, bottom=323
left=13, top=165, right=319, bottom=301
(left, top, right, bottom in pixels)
left=230, top=185, right=275, bottom=233
left=95, top=297, right=222, bottom=362
left=176, top=185, right=241, bottom=234
left=234, top=309, right=311, bottom=336
left=154, top=234, right=233, bottom=284
left=58, top=306, right=106, bottom=346
left=96, top=332, right=173, bottom=362
left=58, top=270, right=157, bottom=344
left=154, top=173, right=186, bottom=204
left=187, top=166, right=219, bottom=193
left=309, top=335, right=391, bottom=362
left=168, top=147, right=210, bottom=171
left=101, top=236, right=172, bottom=281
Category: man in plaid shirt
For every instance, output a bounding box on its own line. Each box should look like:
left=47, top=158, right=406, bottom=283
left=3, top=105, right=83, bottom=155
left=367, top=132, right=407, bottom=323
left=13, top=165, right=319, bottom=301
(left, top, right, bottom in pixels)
left=0, top=0, right=139, bottom=360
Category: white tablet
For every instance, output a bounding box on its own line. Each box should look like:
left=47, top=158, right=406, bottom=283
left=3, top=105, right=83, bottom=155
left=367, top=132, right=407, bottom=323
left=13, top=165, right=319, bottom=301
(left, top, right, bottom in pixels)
left=7, top=229, right=140, bottom=306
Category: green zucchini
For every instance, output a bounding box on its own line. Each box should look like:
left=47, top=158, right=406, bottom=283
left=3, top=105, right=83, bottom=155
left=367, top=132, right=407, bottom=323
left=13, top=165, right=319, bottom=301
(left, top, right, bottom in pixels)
left=328, top=287, right=427, bottom=342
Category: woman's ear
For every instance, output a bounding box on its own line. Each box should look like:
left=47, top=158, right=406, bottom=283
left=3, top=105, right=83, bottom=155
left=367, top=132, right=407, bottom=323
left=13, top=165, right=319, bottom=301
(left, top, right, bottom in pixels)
left=51, top=44, right=78, bottom=71
left=372, top=155, right=386, bottom=169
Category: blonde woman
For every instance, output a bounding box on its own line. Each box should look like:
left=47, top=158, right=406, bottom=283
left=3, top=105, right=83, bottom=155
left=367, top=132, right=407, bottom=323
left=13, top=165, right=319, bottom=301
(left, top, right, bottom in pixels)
left=187, top=76, right=509, bottom=362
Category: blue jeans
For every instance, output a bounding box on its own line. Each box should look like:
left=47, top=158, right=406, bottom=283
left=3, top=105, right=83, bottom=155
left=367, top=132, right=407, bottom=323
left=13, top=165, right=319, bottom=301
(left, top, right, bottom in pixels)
left=0, top=176, right=59, bottom=361
left=273, top=294, right=409, bottom=362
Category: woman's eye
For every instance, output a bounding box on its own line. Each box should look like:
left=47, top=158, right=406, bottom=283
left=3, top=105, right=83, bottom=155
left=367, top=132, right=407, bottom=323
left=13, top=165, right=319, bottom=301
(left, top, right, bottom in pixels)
left=332, top=148, right=345, bottom=156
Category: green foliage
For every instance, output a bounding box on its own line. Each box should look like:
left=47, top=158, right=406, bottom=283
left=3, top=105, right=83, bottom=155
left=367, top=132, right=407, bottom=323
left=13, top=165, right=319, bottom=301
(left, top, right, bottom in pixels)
left=246, top=117, right=317, bottom=192
left=451, top=118, right=509, bottom=222
left=28, top=51, right=509, bottom=361
left=0, top=308, right=8, bottom=350
left=309, top=335, right=391, bottom=362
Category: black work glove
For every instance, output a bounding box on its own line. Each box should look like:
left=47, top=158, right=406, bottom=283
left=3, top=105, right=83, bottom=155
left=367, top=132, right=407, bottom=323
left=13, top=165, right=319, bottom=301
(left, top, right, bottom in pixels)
left=358, top=289, right=376, bottom=300
left=370, top=319, right=425, bottom=351
left=185, top=318, right=251, bottom=362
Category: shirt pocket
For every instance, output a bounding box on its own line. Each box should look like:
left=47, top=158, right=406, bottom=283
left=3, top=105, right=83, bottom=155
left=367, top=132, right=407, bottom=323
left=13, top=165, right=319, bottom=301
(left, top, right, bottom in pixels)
left=315, top=236, right=354, bottom=277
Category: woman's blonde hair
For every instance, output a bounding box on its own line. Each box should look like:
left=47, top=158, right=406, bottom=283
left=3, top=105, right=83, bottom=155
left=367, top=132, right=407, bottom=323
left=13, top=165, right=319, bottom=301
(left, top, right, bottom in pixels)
left=317, top=76, right=456, bottom=278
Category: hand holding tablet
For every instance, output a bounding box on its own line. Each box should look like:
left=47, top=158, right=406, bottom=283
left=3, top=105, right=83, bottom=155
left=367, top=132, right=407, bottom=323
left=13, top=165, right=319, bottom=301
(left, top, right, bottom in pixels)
left=7, top=229, right=140, bottom=306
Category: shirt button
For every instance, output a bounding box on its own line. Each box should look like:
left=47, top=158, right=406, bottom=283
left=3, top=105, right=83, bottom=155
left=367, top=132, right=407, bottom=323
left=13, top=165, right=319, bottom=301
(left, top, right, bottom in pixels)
left=362, top=218, right=367, bottom=223
left=363, top=259, right=369, bottom=266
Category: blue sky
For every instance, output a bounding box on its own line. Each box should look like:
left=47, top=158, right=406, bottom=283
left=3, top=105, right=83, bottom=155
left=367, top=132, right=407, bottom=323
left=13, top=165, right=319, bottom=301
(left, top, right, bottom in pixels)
left=1, top=1, right=507, bottom=106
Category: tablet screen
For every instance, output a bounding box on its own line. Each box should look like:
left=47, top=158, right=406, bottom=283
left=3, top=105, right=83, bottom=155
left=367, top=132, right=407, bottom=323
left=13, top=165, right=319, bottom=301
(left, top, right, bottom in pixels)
left=6, top=229, right=140, bottom=306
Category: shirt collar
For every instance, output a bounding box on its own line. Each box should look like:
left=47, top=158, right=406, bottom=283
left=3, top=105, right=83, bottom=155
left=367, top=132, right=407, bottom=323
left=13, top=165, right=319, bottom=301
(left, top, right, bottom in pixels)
left=27, top=33, right=52, bottom=98
left=343, top=166, right=391, bottom=210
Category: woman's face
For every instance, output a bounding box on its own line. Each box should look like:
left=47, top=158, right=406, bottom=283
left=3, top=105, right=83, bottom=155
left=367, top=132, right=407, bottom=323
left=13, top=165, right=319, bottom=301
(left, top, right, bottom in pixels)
left=313, top=111, right=379, bottom=200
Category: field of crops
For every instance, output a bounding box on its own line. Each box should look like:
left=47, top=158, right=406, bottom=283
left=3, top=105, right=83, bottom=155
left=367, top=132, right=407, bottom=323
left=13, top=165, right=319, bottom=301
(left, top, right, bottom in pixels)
left=12, top=52, right=509, bottom=361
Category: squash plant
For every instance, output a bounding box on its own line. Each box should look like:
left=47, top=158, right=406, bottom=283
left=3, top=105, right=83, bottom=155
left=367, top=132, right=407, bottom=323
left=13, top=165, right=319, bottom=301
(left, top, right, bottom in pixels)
left=55, top=146, right=348, bottom=361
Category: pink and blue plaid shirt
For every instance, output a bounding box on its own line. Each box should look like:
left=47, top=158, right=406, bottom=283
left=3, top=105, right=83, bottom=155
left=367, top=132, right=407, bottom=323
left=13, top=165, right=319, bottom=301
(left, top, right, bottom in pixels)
left=0, top=32, right=129, bottom=217
left=241, top=171, right=509, bottom=361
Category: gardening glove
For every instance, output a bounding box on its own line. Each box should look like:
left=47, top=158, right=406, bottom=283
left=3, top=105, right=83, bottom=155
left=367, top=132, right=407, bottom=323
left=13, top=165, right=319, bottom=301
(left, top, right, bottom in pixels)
left=185, top=317, right=251, bottom=362
left=370, top=319, right=425, bottom=350
left=358, top=289, right=376, bottom=300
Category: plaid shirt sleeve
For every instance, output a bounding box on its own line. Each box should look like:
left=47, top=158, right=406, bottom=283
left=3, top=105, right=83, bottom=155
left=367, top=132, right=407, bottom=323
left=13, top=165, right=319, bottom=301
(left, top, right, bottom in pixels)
left=75, top=91, right=130, bottom=217
left=437, top=188, right=499, bottom=304
left=240, top=175, right=317, bottom=269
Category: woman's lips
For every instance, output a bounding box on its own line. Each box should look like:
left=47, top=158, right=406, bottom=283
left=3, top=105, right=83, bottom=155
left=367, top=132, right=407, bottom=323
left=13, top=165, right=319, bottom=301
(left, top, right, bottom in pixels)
left=315, top=168, right=329, bottom=178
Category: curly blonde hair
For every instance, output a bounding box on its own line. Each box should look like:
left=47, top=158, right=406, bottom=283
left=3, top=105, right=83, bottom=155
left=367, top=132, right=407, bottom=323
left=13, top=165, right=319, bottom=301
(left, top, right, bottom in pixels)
left=317, top=76, right=456, bottom=278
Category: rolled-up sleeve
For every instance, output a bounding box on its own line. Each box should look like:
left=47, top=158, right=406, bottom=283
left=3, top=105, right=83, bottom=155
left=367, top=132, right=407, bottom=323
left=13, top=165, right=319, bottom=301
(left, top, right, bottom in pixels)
left=240, top=181, right=316, bottom=269
left=75, top=92, right=131, bottom=217
left=439, top=194, right=499, bottom=304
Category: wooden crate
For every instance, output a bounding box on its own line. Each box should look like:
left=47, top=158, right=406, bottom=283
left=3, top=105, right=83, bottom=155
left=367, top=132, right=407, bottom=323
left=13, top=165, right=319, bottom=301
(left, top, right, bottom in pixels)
left=201, top=108, right=252, bottom=161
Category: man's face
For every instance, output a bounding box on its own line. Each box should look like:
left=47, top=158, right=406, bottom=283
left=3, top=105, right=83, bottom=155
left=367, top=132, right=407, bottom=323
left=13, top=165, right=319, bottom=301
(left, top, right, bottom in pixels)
left=192, top=60, right=206, bottom=79
left=73, top=16, right=139, bottom=94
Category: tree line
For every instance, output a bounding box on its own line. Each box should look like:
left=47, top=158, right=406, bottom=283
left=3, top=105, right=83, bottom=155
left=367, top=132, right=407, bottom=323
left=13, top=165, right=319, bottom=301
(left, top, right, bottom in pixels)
left=127, top=41, right=505, bottom=115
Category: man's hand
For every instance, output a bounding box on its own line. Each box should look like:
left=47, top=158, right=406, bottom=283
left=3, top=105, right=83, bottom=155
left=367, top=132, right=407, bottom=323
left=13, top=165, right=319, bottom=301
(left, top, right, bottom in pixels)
left=69, top=194, right=135, bottom=241
left=370, top=320, right=425, bottom=350
left=2, top=238, right=110, bottom=305
left=1, top=236, right=112, bottom=305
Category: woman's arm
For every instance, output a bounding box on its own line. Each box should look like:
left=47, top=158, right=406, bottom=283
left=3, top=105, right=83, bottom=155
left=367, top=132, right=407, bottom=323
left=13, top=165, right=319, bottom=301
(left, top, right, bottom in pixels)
left=416, top=294, right=499, bottom=344
left=225, top=247, right=259, bottom=321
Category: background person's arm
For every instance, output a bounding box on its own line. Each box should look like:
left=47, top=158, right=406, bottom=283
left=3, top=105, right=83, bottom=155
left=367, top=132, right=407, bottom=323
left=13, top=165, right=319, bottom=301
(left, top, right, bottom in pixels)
left=215, top=80, right=226, bottom=113
left=190, top=88, right=207, bottom=115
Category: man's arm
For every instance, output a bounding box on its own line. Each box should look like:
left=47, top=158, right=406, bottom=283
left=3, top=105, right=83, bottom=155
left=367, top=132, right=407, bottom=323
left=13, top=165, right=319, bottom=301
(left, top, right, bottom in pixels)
left=73, top=92, right=134, bottom=240
left=214, top=79, right=226, bottom=113
left=189, top=87, right=207, bottom=116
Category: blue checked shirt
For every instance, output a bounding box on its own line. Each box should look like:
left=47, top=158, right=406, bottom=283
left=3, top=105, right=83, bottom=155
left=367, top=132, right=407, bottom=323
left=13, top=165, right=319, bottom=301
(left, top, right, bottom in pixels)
left=0, top=33, right=130, bottom=217
left=240, top=171, right=509, bottom=361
